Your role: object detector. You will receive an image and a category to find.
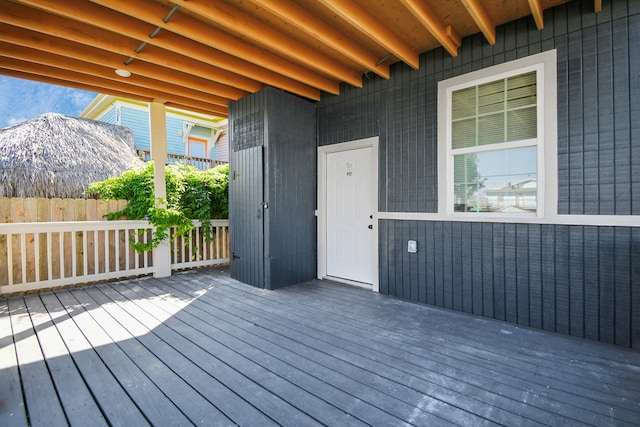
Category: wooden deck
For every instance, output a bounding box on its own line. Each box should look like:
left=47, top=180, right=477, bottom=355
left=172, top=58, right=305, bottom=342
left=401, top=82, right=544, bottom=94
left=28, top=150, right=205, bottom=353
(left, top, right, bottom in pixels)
left=1, top=268, right=639, bottom=426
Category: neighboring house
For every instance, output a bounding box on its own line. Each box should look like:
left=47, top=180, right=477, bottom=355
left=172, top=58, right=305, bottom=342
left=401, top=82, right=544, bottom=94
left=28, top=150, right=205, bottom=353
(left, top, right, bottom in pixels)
left=80, top=95, right=229, bottom=167
left=230, top=1, right=640, bottom=349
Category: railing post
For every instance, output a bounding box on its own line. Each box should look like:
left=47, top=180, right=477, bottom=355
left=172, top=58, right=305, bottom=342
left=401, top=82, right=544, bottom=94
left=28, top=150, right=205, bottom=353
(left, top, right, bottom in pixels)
left=150, top=102, right=171, bottom=278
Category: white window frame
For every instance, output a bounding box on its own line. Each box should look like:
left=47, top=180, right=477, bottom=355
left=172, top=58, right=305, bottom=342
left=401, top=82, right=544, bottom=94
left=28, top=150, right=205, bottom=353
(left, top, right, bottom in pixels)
left=188, top=136, right=209, bottom=159
left=437, top=50, right=558, bottom=221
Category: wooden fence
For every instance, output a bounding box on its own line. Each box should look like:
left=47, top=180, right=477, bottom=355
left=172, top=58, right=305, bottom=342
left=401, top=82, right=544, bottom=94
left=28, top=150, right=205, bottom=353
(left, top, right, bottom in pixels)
left=0, top=219, right=230, bottom=295
left=0, top=198, right=230, bottom=295
left=0, top=198, right=128, bottom=223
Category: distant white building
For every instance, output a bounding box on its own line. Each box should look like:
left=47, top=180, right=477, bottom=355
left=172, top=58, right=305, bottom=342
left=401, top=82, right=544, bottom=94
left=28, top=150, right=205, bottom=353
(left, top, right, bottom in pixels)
left=483, top=178, right=537, bottom=213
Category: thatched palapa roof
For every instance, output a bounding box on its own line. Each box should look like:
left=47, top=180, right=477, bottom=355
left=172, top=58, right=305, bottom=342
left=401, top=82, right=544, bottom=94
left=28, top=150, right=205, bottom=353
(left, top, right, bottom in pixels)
left=0, top=113, right=144, bottom=198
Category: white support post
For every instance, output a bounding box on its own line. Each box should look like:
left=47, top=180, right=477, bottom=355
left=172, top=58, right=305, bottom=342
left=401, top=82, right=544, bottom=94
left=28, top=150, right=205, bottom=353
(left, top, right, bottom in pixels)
left=150, top=102, right=171, bottom=278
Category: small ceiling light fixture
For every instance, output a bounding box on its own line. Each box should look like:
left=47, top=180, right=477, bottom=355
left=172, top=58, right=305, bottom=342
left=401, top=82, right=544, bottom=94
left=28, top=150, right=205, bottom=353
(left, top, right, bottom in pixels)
left=115, top=69, right=131, bottom=78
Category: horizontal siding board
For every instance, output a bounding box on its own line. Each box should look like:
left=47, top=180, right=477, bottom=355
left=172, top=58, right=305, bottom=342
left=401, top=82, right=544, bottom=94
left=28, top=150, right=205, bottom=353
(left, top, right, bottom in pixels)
left=98, top=107, right=117, bottom=125
left=121, top=107, right=150, bottom=151
left=166, top=116, right=184, bottom=155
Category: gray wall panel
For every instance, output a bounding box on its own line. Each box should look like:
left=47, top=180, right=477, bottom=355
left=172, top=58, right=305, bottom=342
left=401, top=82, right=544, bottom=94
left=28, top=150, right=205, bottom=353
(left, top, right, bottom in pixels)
left=229, top=91, right=265, bottom=288
left=318, top=0, right=640, bottom=215
left=230, top=87, right=316, bottom=290
left=379, top=220, right=639, bottom=348
left=317, top=0, right=639, bottom=348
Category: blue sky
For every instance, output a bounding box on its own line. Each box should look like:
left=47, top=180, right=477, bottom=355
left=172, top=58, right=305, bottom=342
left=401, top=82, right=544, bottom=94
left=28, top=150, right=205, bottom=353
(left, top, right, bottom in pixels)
left=0, top=76, right=96, bottom=129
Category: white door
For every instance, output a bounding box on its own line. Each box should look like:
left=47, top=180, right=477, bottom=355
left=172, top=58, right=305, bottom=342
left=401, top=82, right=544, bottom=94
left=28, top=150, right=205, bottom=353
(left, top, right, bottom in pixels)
left=325, top=145, right=376, bottom=285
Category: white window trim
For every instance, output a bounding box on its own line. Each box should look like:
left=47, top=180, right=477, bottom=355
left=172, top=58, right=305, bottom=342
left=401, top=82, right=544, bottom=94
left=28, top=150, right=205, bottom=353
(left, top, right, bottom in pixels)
left=187, top=136, right=210, bottom=159
left=437, top=49, right=558, bottom=222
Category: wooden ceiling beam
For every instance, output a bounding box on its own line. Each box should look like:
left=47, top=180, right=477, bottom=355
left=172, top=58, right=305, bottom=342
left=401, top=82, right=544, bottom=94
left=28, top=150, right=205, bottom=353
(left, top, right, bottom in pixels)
left=13, top=0, right=324, bottom=99
left=460, top=0, right=497, bottom=45
left=0, top=56, right=228, bottom=116
left=594, top=0, right=603, bottom=12
left=0, top=41, right=230, bottom=109
left=0, top=24, right=246, bottom=104
left=398, top=0, right=460, bottom=56
left=172, top=0, right=363, bottom=87
left=253, top=0, right=390, bottom=79
left=84, top=0, right=333, bottom=96
left=1, top=2, right=251, bottom=100
left=316, top=0, right=419, bottom=70
left=528, top=0, right=544, bottom=30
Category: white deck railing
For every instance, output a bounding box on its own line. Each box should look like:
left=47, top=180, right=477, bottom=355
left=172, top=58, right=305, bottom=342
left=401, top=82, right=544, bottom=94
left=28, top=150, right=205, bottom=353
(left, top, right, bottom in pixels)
left=170, top=220, right=230, bottom=270
left=0, top=219, right=229, bottom=295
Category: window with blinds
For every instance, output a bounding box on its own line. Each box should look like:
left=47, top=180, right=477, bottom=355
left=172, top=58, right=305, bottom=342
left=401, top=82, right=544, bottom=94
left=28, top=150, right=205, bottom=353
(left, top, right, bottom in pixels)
left=449, top=70, right=539, bottom=214
left=437, top=50, right=557, bottom=221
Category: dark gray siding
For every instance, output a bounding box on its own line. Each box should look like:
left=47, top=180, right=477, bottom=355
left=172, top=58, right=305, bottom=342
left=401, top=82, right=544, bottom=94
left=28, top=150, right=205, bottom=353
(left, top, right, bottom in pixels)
left=229, top=91, right=266, bottom=288
left=229, top=87, right=317, bottom=290
left=318, top=0, right=640, bottom=215
left=380, top=221, right=640, bottom=348
left=318, top=0, right=640, bottom=348
left=263, top=88, right=317, bottom=289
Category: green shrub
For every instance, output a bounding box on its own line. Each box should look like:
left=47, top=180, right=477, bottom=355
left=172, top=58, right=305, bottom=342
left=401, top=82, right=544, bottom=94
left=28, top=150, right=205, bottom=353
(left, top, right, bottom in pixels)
left=86, top=162, right=229, bottom=251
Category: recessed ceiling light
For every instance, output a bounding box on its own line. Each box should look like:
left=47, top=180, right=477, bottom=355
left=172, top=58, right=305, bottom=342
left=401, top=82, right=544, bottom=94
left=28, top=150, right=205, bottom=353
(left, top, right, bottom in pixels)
left=115, top=69, right=131, bottom=78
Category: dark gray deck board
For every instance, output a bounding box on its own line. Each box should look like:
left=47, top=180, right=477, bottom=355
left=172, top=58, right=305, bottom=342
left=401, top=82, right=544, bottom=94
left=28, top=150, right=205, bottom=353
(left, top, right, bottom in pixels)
left=182, top=274, right=629, bottom=426
left=53, top=289, right=192, bottom=426
left=284, top=281, right=640, bottom=407
left=6, top=297, right=67, bottom=427
left=75, top=285, right=232, bottom=426
left=304, top=281, right=640, bottom=388
left=129, top=278, right=452, bottom=426
left=171, top=275, right=546, bottom=426
left=22, top=295, right=108, bottom=427
left=37, top=293, right=151, bottom=427
left=200, top=273, right=640, bottom=424
left=96, top=283, right=321, bottom=427
left=0, top=300, right=28, bottom=427
left=2, top=267, right=639, bottom=426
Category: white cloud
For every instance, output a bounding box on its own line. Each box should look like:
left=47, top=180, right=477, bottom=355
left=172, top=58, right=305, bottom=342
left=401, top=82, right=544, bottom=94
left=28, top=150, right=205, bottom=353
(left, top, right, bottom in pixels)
left=0, top=76, right=97, bottom=128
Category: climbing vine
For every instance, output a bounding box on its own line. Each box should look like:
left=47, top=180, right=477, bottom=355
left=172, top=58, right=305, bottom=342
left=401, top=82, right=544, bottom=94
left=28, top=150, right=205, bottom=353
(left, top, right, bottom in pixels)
left=86, top=162, right=229, bottom=252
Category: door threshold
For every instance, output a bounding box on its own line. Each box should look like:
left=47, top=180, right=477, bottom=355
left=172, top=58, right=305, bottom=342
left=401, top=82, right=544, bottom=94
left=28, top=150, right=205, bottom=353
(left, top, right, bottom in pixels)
left=323, top=276, right=373, bottom=290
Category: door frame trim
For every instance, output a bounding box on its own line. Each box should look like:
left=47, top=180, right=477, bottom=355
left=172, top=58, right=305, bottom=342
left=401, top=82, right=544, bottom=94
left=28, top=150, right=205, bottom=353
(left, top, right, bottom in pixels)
left=317, top=137, right=379, bottom=292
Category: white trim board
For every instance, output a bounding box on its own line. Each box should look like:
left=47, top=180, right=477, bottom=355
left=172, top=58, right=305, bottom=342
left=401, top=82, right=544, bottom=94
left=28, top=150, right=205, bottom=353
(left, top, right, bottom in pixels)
left=377, top=211, right=640, bottom=227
